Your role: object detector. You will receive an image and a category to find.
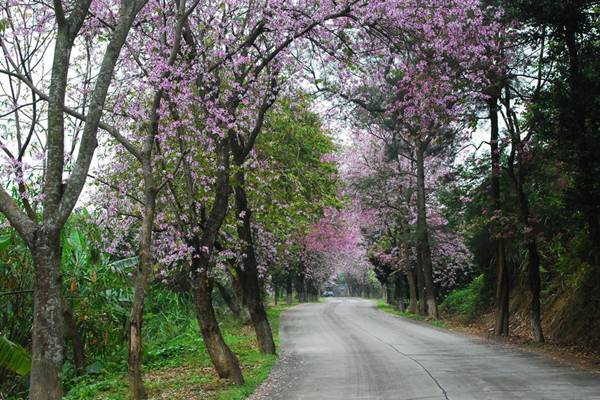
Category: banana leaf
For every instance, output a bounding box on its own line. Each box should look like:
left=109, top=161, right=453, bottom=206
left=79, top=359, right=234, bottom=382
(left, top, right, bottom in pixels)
left=108, top=256, right=139, bottom=273
left=0, top=336, right=31, bottom=376
left=0, top=234, right=12, bottom=253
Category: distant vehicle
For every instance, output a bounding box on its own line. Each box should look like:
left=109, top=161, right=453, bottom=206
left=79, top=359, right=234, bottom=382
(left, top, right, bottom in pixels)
left=322, top=290, right=335, bottom=297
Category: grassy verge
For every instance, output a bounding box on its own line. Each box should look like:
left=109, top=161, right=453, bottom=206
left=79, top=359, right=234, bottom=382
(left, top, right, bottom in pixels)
left=376, top=300, right=447, bottom=329
left=65, top=302, right=294, bottom=400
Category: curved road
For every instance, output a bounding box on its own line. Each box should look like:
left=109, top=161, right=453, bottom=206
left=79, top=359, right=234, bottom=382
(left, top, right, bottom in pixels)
left=252, top=298, right=600, bottom=400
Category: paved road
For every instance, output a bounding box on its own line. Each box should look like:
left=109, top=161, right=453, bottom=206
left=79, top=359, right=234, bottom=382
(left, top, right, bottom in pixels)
left=252, top=298, right=600, bottom=400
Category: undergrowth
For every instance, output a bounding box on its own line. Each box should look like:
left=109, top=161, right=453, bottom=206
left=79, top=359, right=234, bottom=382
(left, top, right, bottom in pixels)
left=64, top=295, right=293, bottom=400
left=438, top=274, right=484, bottom=323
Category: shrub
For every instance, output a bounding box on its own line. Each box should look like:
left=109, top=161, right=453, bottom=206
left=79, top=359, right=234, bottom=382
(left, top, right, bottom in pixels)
left=439, top=274, right=484, bottom=323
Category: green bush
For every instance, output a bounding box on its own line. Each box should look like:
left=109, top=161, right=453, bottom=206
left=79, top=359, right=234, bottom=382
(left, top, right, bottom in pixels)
left=439, top=275, right=484, bottom=323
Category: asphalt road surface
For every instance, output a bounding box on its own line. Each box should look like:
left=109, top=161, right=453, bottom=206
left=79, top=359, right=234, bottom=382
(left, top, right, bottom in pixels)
left=251, top=298, right=600, bottom=400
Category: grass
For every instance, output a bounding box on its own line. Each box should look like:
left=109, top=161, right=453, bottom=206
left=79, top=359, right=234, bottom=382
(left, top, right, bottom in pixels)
left=64, top=301, right=294, bottom=400
left=376, top=300, right=447, bottom=329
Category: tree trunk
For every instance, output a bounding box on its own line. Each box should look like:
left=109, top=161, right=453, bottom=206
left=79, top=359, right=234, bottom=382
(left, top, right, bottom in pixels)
left=286, top=274, right=293, bottom=305
left=527, top=240, right=544, bottom=342
left=503, top=79, right=544, bottom=343
left=382, top=283, right=389, bottom=304
left=231, top=276, right=252, bottom=323
left=393, top=275, right=401, bottom=306
left=396, top=275, right=406, bottom=311
left=30, top=232, right=64, bottom=400
left=415, top=143, right=438, bottom=318
left=303, top=278, right=308, bottom=302
left=416, top=246, right=426, bottom=316
left=515, top=177, right=544, bottom=342
left=128, top=167, right=156, bottom=400
left=406, top=269, right=418, bottom=314
left=62, top=300, right=85, bottom=376
left=193, top=273, right=244, bottom=384
left=403, top=244, right=418, bottom=314
left=296, top=275, right=306, bottom=302
left=215, top=280, right=242, bottom=319
left=489, top=97, right=510, bottom=337
left=587, top=214, right=600, bottom=268
left=242, top=275, right=275, bottom=354
left=232, top=174, right=276, bottom=354
left=128, top=269, right=149, bottom=400
left=494, top=239, right=510, bottom=336
left=274, top=283, right=279, bottom=305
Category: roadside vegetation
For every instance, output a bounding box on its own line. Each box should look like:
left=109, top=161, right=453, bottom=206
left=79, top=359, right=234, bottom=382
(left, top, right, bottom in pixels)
left=64, top=296, right=291, bottom=400
left=376, top=301, right=447, bottom=329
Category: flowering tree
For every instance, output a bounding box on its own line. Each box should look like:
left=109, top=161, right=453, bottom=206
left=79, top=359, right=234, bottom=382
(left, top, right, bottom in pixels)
left=84, top=1, right=202, bottom=396
left=96, top=0, right=368, bottom=385
left=0, top=1, right=147, bottom=397
left=303, top=0, right=504, bottom=317
left=345, top=128, right=472, bottom=312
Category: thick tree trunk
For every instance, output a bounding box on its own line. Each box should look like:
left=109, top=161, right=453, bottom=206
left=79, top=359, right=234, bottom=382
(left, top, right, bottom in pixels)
left=30, top=232, right=64, bottom=400
left=232, top=175, right=276, bottom=354
left=245, top=284, right=275, bottom=353
left=489, top=97, right=510, bottom=337
left=415, top=143, right=438, bottom=318
left=62, top=300, right=85, bottom=376
left=193, top=273, right=244, bottom=384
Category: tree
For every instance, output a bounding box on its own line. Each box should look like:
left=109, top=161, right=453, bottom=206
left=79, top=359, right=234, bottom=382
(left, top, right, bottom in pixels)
left=0, top=1, right=147, bottom=397
left=95, top=1, right=198, bottom=396
left=304, top=0, right=504, bottom=317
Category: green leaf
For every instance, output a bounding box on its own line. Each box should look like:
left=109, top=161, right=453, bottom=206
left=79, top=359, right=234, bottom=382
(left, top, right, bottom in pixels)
left=108, top=256, right=139, bottom=273
left=67, top=229, right=84, bottom=258
left=85, top=360, right=103, bottom=375
left=0, top=336, right=31, bottom=376
left=0, top=234, right=12, bottom=252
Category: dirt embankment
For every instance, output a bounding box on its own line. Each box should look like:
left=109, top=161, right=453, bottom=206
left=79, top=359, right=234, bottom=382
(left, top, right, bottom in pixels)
left=441, top=277, right=600, bottom=374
